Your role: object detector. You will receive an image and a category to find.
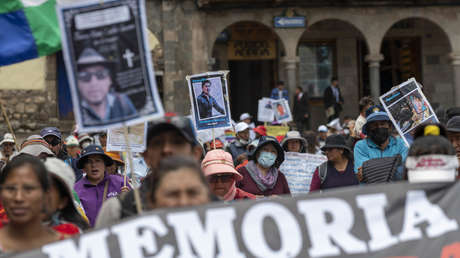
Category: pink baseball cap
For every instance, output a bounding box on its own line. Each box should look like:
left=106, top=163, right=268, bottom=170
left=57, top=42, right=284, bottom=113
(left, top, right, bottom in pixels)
left=201, top=149, right=243, bottom=181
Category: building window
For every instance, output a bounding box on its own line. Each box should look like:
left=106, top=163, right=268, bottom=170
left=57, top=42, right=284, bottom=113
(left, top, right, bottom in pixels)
left=298, top=42, right=336, bottom=98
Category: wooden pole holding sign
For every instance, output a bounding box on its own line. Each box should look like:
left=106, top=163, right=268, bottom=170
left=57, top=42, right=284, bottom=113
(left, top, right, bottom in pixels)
left=0, top=102, right=20, bottom=151
left=212, top=128, right=216, bottom=150
left=122, top=126, right=143, bottom=214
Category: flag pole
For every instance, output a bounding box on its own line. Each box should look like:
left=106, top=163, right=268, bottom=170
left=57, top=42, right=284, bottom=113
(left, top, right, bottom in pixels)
left=0, top=102, right=20, bottom=151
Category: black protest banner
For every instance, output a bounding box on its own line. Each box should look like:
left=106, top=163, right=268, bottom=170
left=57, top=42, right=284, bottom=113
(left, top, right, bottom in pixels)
left=12, top=182, right=460, bottom=258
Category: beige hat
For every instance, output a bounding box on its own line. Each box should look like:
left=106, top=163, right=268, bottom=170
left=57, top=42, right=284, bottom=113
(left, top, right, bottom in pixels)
left=281, top=131, right=307, bottom=149
left=65, top=136, right=79, bottom=147
left=44, top=158, right=78, bottom=211
left=0, top=133, right=15, bottom=146
left=18, top=135, right=54, bottom=157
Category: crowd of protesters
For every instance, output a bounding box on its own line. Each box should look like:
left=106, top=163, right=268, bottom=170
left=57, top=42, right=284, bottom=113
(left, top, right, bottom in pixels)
left=0, top=82, right=459, bottom=254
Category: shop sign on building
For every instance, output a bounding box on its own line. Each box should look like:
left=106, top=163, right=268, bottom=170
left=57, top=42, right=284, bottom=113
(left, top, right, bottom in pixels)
left=227, top=40, right=276, bottom=60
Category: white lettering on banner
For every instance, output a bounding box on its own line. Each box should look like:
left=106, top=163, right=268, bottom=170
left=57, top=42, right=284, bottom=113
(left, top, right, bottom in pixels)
left=298, top=198, right=367, bottom=257
left=356, top=194, right=398, bottom=251
left=42, top=230, right=110, bottom=258
left=111, top=215, right=174, bottom=258
left=241, top=202, right=302, bottom=258
left=166, top=208, right=245, bottom=258
left=399, top=190, right=458, bottom=241
left=39, top=190, right=460, bottom=258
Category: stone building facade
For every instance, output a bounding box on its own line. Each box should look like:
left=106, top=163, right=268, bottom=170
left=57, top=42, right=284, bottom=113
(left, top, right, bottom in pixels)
left=2, top=0, right=460, bottom=134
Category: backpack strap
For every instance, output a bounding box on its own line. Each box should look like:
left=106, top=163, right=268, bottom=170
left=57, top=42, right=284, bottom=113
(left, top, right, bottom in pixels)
left=319, top=161, right=328, bottom=185
left=102, top=180, right=109, bottom=203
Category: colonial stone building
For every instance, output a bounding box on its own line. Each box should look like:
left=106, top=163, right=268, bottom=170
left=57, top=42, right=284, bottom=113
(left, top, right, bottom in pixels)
left=1, top=0, right=460, bottom=134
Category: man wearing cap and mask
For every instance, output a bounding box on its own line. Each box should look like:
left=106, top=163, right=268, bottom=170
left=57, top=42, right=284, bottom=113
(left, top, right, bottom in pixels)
left=95, top=116, right=203, bottom=228
left=226, top=122, right=250, bottom=165
left=240, top=113, right=255, bottom=140
left=354, top=106, right=408, bottom=180
left=76, top=47, right=137, bottom=125
left=317, top=125, right=328, bottom=148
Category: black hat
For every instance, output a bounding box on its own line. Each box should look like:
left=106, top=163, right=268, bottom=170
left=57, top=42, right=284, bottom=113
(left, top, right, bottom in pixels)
left=446, top=107, right=460, bottom=120
left=76, top=144, right=113, bottom=169
left=77, top=48, right=114, bottom=69
left=320, top=134, right=352, bottom=153
left=446, top=116, right=460, bottom=133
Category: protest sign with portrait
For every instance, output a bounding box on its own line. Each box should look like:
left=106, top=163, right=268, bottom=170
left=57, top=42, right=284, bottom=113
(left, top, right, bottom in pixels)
left=106, top=122, right=146, bottom=153
left=380, top=78, right=438, bottom=146
left=257, top=97, right=274, bottom=122
left=186, top=71, right=232, bottom=131
left=57, top=0, right=164, bottom=132
left=272, top=99, right=293, bottom=123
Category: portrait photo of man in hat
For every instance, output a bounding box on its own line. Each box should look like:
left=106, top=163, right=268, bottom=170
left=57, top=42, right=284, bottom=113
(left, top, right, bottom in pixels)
left=76, top=47, right=137, bottom=125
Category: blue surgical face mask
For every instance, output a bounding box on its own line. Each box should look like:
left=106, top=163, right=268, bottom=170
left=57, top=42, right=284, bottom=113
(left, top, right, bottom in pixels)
left=257, top=151, right=277, bottom=168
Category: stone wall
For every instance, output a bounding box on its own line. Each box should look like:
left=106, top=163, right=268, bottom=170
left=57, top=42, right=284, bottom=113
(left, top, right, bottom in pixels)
left=0, top=55, right=73, bottom=137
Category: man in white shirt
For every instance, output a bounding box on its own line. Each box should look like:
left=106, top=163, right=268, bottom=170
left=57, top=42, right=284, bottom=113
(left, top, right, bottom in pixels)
left=354, top=96, right=375, bottom=138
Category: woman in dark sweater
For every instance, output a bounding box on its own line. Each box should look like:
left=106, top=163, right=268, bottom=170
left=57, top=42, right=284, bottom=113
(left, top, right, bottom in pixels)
left=237, top=136, right=290, bottom=196
left=310, top=134, right=359, bottom=191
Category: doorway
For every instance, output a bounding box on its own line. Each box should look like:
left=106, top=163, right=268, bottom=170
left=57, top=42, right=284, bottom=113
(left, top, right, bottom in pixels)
left=380, top=37, right=422, bottom=94
left=228, top=60, right=275, bottom=121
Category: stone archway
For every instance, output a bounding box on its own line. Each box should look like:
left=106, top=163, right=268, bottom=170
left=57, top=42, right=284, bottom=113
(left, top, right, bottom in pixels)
left=296, top=19, right=369, bottom=127
left=380, top=18, right=453, bottom=106
left=211, top=21, right=285, bottom=121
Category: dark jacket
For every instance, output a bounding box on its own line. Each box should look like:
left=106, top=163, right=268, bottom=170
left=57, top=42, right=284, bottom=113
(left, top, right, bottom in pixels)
left=309, top=160, right=358, bottom=191
left=196, top=93, right=225, bottom=119
left=323, top=86, right=344, bottom=111
left=293, top=92, right=310, bottom=121
left=226, top=141, right=248, bottom=165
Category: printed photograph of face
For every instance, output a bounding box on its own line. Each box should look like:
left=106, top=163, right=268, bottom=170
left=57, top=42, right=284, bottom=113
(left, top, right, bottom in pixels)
left=193, top=78, right=226, bottom=120
left=76, top=47, right=137, bottom=126
left=273, top=100, right=289, bottom=121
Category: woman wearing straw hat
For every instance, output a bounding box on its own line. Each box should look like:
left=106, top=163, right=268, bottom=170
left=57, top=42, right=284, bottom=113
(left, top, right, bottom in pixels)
left=310, top=135, right=359, bottom=191
left=280, top=131, right=307, bottom=153
left=202, top=150, right=255, bottom=201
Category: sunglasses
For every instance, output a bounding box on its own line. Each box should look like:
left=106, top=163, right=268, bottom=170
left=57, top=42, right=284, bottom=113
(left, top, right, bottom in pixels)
left=208, top=174, right=233, bottom=183
left=45, top=137, right=61, bottom=147
left=77, top=69, right=110, bottom=82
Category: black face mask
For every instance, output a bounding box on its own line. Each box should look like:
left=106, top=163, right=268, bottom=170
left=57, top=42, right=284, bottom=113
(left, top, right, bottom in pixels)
left=368, top=127, right=390, bottom=146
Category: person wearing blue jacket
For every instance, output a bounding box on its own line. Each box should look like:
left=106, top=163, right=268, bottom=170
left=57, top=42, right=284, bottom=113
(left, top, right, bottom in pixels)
left=354, top=106, right=408, bottom=180
left=270, top=81, right=289, bottom=103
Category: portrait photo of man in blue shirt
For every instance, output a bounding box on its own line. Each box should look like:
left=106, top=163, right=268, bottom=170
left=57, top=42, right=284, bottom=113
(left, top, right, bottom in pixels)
left=196, top=79, right=225, bottom=119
